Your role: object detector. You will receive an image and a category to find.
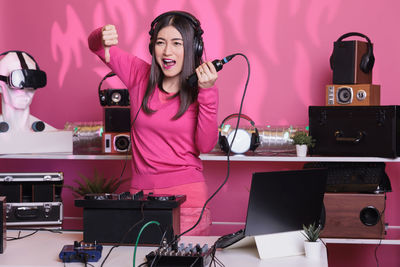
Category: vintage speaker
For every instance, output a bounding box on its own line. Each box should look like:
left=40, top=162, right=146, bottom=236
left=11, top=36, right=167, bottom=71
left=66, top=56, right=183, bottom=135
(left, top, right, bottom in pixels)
left=0, top=196, right=5, bottom=254
left=330, top=39, right=373, bottom=84
left=102, top=132, right=131, bottom=154
left=326, top=84, right=380, bottom=106
left=321, top=193, right=386, bottom=239
left=309, top=106, right=400, bottom=158
left=103, top=107, right=131, bottom=133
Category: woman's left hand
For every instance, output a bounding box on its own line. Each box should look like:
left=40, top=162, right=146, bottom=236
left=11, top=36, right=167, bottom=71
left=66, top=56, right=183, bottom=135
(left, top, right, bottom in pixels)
left=195, top=61, right=218, bottom=89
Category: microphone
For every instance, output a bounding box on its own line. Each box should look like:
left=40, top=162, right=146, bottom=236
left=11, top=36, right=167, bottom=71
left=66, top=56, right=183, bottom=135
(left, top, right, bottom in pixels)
left=187, top=54, right=236, bottom=87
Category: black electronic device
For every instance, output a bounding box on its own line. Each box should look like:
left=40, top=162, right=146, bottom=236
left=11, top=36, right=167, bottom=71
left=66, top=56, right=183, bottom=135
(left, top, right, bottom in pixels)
left=218, top=113, right=260, bottom=154
left=0, top=196, right=6, bottom=254
left=303, top=162, right=392, bottom=193
left=215, top=169, right=327, bottom=248
left=146, top=241, right=212, bottom=267
left=309, top=105, right=400, bottom=158
left=103, top=107, right=131, bottom=133
left=329, top=32, right=374, bottom=84
left=75, top=193, right=186, bottom=245
left=98, top=72, right=130, bottom=106
left=59, top=241, right=103, bottom=263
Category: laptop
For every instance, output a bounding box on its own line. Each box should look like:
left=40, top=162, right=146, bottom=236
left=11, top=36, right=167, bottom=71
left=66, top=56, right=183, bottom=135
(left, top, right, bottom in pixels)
left=215, top=168, right=327, bottom=249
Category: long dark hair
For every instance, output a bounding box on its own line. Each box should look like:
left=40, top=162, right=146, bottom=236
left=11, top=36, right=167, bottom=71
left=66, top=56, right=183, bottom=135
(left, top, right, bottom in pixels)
left=143, top=13, right=203, bottom=119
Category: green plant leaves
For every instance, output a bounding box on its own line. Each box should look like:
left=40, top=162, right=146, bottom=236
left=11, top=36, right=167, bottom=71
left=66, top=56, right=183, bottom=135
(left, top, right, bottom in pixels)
left=302, top=222, right=321, bottom=242
left=64, top=169, right=130, bottom=197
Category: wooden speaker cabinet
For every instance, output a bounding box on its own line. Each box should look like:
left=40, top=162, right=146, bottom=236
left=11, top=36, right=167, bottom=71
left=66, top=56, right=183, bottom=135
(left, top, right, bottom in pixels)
left=321, top=193, right=386, bottom=239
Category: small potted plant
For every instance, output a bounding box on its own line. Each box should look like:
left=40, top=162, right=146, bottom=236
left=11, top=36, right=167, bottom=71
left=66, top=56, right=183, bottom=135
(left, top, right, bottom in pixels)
left=64, top=169, right=130, bottom=197
left=302, top=222, right=323, bottom=259
left=291, top=131, right=315, bottom=157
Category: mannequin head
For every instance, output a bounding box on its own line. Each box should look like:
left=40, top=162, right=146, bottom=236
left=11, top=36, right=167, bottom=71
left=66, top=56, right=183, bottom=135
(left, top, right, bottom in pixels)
left=0, top=52, right=41, bottom=111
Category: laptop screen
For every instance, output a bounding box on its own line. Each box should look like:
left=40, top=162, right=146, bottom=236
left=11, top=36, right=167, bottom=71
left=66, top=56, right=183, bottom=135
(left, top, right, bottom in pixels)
left=244, top=168, right=327, bottom=236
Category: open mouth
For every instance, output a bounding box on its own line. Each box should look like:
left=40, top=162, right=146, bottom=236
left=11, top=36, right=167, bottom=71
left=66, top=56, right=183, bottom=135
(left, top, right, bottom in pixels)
left=162, top=58, right=176, bottom=70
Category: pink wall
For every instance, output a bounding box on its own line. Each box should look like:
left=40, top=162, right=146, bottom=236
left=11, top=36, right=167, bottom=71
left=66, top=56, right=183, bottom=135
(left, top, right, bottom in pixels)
left=1, top=0, right=400, bottom=266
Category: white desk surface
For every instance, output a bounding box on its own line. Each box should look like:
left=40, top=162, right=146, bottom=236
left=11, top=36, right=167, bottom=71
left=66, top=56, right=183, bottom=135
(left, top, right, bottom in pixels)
left=0, top=230, right=328, bottom=267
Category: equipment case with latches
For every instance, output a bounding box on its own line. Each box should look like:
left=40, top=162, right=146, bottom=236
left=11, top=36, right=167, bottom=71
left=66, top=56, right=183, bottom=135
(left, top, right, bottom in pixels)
left=6, top=202, right=63, bottom=226
left=309, top=106, right=400, bottom=158
left=0, top=172, right=63, bottom=226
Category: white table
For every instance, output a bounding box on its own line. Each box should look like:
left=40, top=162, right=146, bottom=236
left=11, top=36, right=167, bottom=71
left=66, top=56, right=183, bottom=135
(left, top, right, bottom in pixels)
left=0, top=230, right=328, bottom=267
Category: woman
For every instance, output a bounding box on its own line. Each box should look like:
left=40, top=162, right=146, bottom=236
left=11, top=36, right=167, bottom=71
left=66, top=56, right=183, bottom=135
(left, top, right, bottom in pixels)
left=88, top=11, right=219, bottom=235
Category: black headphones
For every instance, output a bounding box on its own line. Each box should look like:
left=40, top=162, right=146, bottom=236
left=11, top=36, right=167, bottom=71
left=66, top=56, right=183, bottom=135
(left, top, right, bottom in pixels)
left=148, top=10, right=204, bottom=59
left=218, top=113, right=260, bottom=154
left=330, top=32, right=375, bottom=73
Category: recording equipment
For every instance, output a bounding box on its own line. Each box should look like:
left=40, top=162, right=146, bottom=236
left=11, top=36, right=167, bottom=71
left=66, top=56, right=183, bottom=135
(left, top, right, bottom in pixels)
left=146, top=241, right=213, bottom=267
left=75, top=193, right=186, bottom=245
left=149, top=11, right=204, bottom=59
left=309, top=106, right=400, bottom=158
left=0, top=196, right=5, bottom=254
left=59, top=241, right=103, bottom=263
left=103, top=132, right=131, bottom=154
left=218, top=113, right=260, bottom=154
left=98, top=72, right=130, bottom=106
left=187, top=55, right=235, bottom=87
left=103, top=107, right=131, bottom=133
left=320, top=193, right=386, bottom=239
left=0, top=122, right=9, bottom=133
left=326, top=84, right=380, bottom=106
left=303, top=162, right=392, bottom=193
left=0, top=50, right=47, bottom=89
left=329, top=32, right=374, bottom=84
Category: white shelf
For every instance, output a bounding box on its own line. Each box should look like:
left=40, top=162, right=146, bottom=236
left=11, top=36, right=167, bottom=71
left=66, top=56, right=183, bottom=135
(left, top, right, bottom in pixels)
left=323, top=238, right=400, bottom=245
left=0, top=153, right=131, bottom=160
left=1, top=152, right=400, bottom=162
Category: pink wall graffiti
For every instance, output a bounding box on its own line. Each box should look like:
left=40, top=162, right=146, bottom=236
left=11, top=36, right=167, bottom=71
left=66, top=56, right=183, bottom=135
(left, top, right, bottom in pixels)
left=1, top=1, right=400, bottom=266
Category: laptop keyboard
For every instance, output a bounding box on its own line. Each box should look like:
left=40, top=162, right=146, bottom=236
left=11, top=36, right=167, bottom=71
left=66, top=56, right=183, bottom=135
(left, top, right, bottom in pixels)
left=215, top=229, right=245, bottom=249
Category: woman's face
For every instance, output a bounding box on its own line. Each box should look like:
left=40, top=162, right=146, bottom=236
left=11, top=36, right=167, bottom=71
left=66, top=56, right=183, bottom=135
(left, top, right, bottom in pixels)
left=154, top=25, right=184, bottom=79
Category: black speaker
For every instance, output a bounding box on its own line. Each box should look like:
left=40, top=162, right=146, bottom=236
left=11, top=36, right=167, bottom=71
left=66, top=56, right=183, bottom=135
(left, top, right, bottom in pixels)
left=103, top=107, right=131, bottom=133
left=330, top=32, right=375, bottom=84
left=0, top=196, right=6, bottom=254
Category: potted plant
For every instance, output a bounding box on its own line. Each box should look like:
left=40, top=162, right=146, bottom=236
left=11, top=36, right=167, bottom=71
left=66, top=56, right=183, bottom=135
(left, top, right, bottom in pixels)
left=64, top=168, right=130, bottom=197
left=302, top=222, right=323, bottom=259
left=291, top=131, right=315, bottom=157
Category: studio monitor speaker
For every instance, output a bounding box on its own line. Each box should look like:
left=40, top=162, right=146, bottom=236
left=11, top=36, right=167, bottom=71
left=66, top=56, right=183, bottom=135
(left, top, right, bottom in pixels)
left=331, top=40, right=373, bottom=84
left=103, top=107, right=131, bottom=133
left=321, top=193, right=385, bottom=239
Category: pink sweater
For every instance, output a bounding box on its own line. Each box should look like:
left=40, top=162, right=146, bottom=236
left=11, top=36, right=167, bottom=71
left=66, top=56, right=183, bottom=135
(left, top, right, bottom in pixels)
left=88, top=28, right=219, bottom=189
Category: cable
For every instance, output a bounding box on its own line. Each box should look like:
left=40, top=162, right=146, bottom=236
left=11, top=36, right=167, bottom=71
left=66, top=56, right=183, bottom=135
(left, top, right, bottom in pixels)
left=374, top=192, right=387, bottom=267
left=100, top=202, right=146, bottom=267
left=6, top=230, right=39, bottom=241
left=175, top=53, right=251, bottom=239
left=133, top=221, right=161, bottom=267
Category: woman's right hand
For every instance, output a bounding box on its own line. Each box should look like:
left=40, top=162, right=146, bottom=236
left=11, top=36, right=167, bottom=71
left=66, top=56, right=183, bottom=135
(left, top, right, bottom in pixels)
left=102, top=24, right=118, bottom=63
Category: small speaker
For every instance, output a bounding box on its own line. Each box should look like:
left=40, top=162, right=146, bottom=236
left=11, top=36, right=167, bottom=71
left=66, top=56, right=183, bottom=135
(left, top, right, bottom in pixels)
left=0, top=196, right=6, bottom=254
left=102, top=132, right=131, bottom=154
left=103, top=107, right=131, bottom=133
left=326, top=84, right=380, bottom=106
left=321, top=193, right=386, bottom=239
left=331, top=40, right=373, bottom=84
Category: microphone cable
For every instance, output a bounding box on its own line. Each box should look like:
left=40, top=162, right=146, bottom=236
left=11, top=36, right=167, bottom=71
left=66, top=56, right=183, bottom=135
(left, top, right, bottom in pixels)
left=174, top=52, right=251, bottom=240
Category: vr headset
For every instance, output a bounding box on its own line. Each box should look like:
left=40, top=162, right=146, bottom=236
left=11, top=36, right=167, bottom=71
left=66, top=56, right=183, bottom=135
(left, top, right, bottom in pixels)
left=0, top=50, right=46, bottom=90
